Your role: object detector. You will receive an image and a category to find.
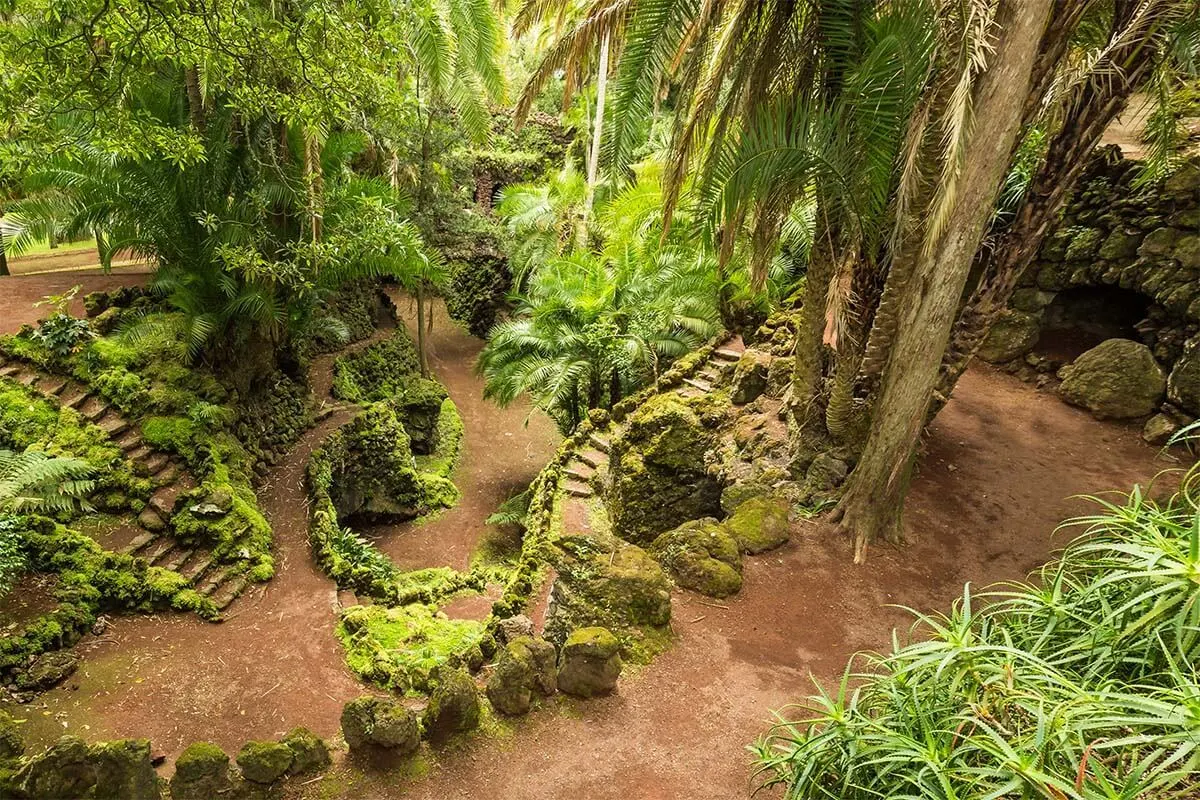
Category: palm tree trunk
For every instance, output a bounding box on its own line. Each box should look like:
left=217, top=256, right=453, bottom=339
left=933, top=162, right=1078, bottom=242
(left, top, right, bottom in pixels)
left=833, top=0, right=1053, bottom=561
left=185, top=65, right=205, bottom=131
left=787, top=217, right=835, bottom=433
left=579, top=29, right=612, bottom=248
left=94, top=227, right=110, bottom=272
left=415, top=284, right=429, bottom=377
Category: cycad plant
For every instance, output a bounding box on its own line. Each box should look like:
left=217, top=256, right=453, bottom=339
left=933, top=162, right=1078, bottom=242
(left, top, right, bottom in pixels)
left=754, top=445, right=1200, bottom=798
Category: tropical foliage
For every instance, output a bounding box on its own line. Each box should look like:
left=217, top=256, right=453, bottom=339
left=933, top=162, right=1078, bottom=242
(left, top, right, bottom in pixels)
left=0, top=450, right=95, bottom=515
left=755, top=445, right=1200, bottom=798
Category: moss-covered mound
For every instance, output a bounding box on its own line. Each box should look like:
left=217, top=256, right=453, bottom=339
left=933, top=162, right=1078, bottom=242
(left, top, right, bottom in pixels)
left=650, top=518, right=743, bottom=598
left=604, top=394, right=723, bottom=545
left=332, top=331, right=421, bottom=402
left=723, top=494, right=791, bottom=554
left=337, top=603, right=485, bottom=693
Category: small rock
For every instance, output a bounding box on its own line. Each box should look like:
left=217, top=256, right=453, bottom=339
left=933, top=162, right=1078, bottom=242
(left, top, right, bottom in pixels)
left=486, top=636, right=557, bottom=716
left=282, top=727, right=330, bottom=775
left=723, top=494, right=790, bottom=554
left=558, top=627, right=622, bottom=698
left=978, top=309, right=1041, bottom=364
left=341, top=696, right=420, bottom=755
left=169, top=741, right=231, bottom=800
left=188, top=502, right=227, bottom=519
left=650, top=519, right=743, bottom=598
left=730, top=351, right=770, bottom=405
left=1143, top=413, right=1181, bottom=445
left=136, top=508, right=166, bottom=532
left=236, top=740, right=293, bottom=784
left=1059, top=339, right=1166, bottom=419
left=17, top=650, right=79, bottom=691
left=495, top=614, right=535, bottom=645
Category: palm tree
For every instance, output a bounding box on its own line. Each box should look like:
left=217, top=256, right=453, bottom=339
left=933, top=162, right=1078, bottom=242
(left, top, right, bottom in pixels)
left=495, top=163, right=589, bottom=288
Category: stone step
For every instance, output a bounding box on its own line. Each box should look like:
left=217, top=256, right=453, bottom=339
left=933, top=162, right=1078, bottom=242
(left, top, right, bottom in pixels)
left=198, top=567, right=234, bottom=596
left=127, top=445, right=151, bottom=462
left=15, top=371, right=38, bottom=387
left=137, top=507, right=167, bottom=532
left=213, top=575, right=249, bottom=611
left=116, top=431, right=143, bottom=452
left=179, top=553, right=215, bottom=583
left=564, top=466, right=593, bottom=482
left=161, top=547, right=195, bottom=572
left=679, top=386, right=706, bottom=399
left=62, top=391, right=89, bottom=410
left=143, top=453, right=169, bottom=475
left=149, top=484, right=184, bottom=517
left=714, top=348, right=742, bottom=362
left=336, top=589, right=359, bottom=609
left=587, top=434, right=611, bottom=454
left=0, top=365, right=18, bottom=378
left=97, top=414, right=129, bottom=437
left=120, top=532, right=158, bottom=555
left=36, top=376, right=67, bottom=396
left=79, top=397, right=109, bottom=421
left=698, top=369, right=721, bottom=383
left=576, top=450, right=606, bottom=469
left=683, top=377, right=713, bottom=393
left=141, top=538, right=175, bottom=565
left=564, top=480, right=593, bottom=498
left=151, top=463, right=180, bottom=486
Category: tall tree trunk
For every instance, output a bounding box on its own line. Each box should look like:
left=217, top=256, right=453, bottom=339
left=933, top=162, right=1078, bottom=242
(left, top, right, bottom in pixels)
left=415, top=284, right=429, bottom=377
left=932, top=1, right=1171, bottom=412
left=0, top=224, right=8, bottom=278
left=304, top=129, right=324, bottom=245
left=94, top=227, right=110, bottom=272
left=788, top=217, right=836, bottom=434
left=579, top=29, right=612, bottom=248
left=833, top=0, right=1053, bottom=561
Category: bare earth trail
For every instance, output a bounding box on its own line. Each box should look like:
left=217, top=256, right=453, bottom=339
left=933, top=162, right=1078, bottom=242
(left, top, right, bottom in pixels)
left=0, top=276, right=1177, bottom=797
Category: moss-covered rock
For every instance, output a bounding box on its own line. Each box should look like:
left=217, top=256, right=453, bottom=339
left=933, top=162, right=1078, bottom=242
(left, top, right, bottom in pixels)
left=978, top=309, right=1041, bottom=363
left=765, top=355, right=793, bottom=399
left=730, top=351, right=770, bottom=405
left=331, top=331, right=421, bottom=402
left=12, top=736, right=95, bottom=799
left=1059, top=339, right=1166, bottom=419
left=170, top=741, right=231, bottom=800
left=650, top=519, right=743, bottom=598
left=422, top=666, right=481, bottom=744
left=724, top=495, right=791, bottom=554
left=90, top=739, right=159, bottom=799
left=557, top=627, right=622, bottom=698
left=281, top=727, right=330, bottom=776
left=545, top=533, right=672, bottom=645
left=341, top=696, right=421, bottom=755
left=1167, top=337, right=1200, bottom=416
left=235, top=740, right=293, bottom=784
left=0, top=712, right=23, bottom=762
left=395, top=378, right=449, bottom=455
left=605, top=394, right=722, bottom=545
left=485, top=636, right=556, bottom=716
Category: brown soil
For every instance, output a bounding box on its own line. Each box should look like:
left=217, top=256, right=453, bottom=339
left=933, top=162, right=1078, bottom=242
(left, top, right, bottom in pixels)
left=0, top=268, right=151, bottom=333
left=0, top=275, right=1180, bottom=799
left=0, top=573, right=61, bottom=631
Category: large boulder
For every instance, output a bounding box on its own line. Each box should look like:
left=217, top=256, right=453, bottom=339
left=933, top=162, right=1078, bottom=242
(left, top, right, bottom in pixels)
left=90, top=739, right=159, bottom=800
left=395, top=378, right=449, bottom=455
left=485, top=636, right=557, bottom=716
left=324, top=402, right=425, bottom=521
left=605, top=394, right=722, bottom=545
left=13, top=737, right=95, bottom=800
left=557, top=627, right=622, bottom=698
left=421, top=667, right=481, bottom=744
left=16, top=650, right=79, bottom=692
left=235, top=740, right=293, bottom=784
left=169, top=741, right=232, bottom=800
left=1059, top=339, right=1166, bottom=419
left=650, top=519, right=743, bottom=598
left=545, top=533, right=673, bottom=644
left=978, top=309, right=1041, bottom=364
left=730, top=351, right=770, bottom=404
left=340, top=696, right=420, bottom=755
left=1167, top=337, right=1200, bottom=416
left=724, top=495, right=791, bottom=554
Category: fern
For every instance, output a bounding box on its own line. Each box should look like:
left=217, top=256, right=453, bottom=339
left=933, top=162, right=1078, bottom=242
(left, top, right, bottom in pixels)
left=0, top=449, right=96, bottom=515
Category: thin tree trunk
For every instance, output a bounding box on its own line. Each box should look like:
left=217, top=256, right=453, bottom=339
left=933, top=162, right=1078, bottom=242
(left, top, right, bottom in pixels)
left=579, top=29, right=611, bottom=248
left=833, top=0, right=1053, bottom=561
left=184, top=65, right=205, bottom=132
left=94, top=227, right=110, bottom=272
left=788, top=217, right=836, bottom=434
left=0, top=225, right=8, bottom=278
left=415, top=284, right=429, bottom=377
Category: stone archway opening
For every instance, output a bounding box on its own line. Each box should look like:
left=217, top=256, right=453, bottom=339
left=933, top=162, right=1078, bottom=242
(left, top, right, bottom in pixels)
left=1034, top=285, right=1152, bottom=363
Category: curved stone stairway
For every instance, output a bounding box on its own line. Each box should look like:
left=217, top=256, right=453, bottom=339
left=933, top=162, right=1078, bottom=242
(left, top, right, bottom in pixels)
left=0, top=355, right=249, bottom=612
left=560, top=344, right=745, bottom=501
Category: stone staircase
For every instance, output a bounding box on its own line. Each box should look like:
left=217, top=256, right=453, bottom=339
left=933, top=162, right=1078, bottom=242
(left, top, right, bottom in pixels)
left=0, top=354, right=248, bottom=612
left=560, top=343, right=744, bottom=501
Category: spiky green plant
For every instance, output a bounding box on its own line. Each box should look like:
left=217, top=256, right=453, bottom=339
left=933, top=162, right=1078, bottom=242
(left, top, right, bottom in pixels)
left=753, top=442, right=1200, bottom=799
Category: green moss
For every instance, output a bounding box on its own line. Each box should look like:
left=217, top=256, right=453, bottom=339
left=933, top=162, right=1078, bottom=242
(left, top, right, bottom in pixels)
left=649, top=519, right=743, bottom=598
left=236, top=740, right=293, bottom=784
left=724, top=495, right=790, bottom=554
left=331, top=332, right=421, bottom=402
left=139, top=415, right=197, bottom=459
left=337, top=604, right=485, bottom=693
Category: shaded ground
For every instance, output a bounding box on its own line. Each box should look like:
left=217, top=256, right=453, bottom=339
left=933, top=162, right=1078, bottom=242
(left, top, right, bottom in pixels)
left=0, top=272, right=1180, bottom=797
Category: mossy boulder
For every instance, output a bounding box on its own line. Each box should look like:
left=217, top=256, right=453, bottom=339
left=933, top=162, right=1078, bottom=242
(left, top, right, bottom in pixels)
left=169, top=741, right=232, bottom=800
left=485, top=636, right=557, bottom=716
left=395, top=378, right=449, bottom=455
left=12, top=736, right=96, bottom=800
left=650, top=519, right=743, bottom=598
left=0, top=712, right=23, bottom=762
left=765, top=355, right=794, bottom=399
left=978, top=309, right=1041, bottom=364
left=90, top=739, right=159, bottom=799
left=281, top=727, right=330, bottom=775
left=341, top=696, right=420, bottom=755
left=1167, top=337, right=1200, bottom=415
left=557, top=627, right=622, bottom=698
left=545, top=533, right=673, bottom=644
left=730, top=351, right=770, bottom=404
left=724, top=495, right=791, bottom=554
left=236, top=740, right=293, bottom=784
left=327, top=402, right=425, bottom=520
left=422, top=666, right=481, bottom=744
left=1059, top=339, right=1166, bottom=419
left=606, top=394, right=722, bottom=545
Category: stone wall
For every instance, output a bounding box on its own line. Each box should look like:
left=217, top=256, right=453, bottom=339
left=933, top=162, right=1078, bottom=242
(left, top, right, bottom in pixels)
left=981, top=147, right=1200, bottom=429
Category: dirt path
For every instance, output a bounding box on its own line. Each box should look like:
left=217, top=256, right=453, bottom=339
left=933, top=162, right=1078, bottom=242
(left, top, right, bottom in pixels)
left=0, top=268, right=151, bottom=333
left=363, top=292, right=559, bottom=573
left=303, top=367, right=1177, bottom=800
